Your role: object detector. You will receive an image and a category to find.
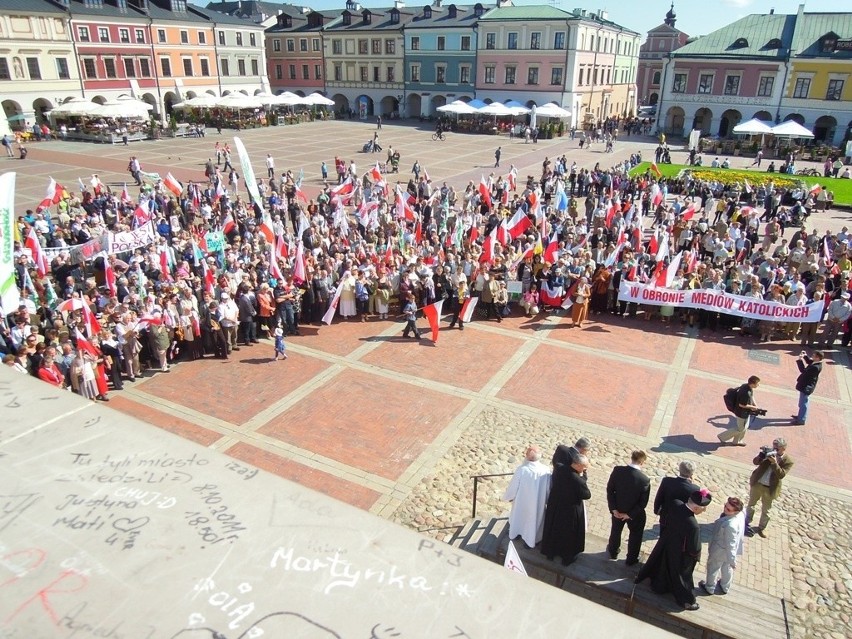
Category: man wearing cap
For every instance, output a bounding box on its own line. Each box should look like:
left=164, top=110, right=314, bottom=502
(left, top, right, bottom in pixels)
left=503, top=446, right=552, bottom=549
left=821, top=291, right=851, bottom=347
left=745, top=438, right=793, bottom=538
left=792, top=350, right=823, bottom=425
left=635, top=489, right=712, bottom=611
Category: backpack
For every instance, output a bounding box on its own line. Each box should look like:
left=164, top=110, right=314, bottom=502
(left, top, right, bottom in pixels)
left=723, top=387, right=738, bottom=413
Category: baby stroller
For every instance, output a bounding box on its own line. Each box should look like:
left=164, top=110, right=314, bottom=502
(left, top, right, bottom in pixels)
left=362, top=139, right=383, bottom=153
left=389, top=151, right=400, bottom=173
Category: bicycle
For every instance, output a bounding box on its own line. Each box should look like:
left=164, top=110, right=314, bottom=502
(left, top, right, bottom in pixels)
left=796, top=168, right=820, bottom=177
left=431, top=131, right=446, bottom=141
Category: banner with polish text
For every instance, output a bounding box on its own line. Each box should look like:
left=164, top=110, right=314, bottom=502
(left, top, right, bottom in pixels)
left=618, top=281, right=823, bottom=323
left=0, top=172, right=20, bottom=312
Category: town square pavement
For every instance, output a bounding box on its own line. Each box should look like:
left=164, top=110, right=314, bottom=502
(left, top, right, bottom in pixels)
left=5, top=120, right=852, bottom=638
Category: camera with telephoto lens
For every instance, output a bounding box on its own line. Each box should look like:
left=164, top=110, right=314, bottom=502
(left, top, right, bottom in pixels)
left=760, top=446, right=777, bottom=458
left=750, top=407, right=767, bottom=417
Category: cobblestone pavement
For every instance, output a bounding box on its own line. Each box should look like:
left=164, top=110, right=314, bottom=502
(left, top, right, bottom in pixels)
left=7, top=122, right=852, bottom=639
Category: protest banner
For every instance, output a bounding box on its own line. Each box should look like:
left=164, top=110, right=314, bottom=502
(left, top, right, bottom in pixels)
left=107, top=225, right=158, bottom=255
left=0, top=172, right=20, bottom=311
left=617, top=281, right=823, bottom=322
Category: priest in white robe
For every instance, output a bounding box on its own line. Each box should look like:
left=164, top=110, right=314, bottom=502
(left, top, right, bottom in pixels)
left=503, top=446, right=552, bottom=548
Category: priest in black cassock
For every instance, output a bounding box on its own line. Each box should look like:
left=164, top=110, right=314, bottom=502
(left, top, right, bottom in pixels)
left=540, top=454, right=591, bottom=566
left=634, top=489, right=712, bottom=611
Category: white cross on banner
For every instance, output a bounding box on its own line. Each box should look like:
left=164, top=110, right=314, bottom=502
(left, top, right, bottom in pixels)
left=504, top=541, right=528, bottom=576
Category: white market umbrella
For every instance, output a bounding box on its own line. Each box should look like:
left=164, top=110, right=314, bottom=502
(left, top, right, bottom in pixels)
left=437, top=100, right=478, bottom=115
left=89, top=100, right=150, bottom=119
left=48, top=97, right=101, bottom=117
left=733, top=118, right=773, bottom=135
left=479, top=102, right=513, bottom=116
left=115, top=95, right=154, bottom=111
left=504, top=100, right=530, bottom=116
left=216, top=94, right=262, bottom=109
left=467, top=99, right=487, bottom=110
left=770, top=120, right=814, bottom=139
left=303, top=92, right=334, bottom=106
left=535, top=102, right=572, bottom=119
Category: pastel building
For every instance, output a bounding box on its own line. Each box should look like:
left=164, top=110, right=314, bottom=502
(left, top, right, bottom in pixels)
left=265, top=6, right=335, bottom=96
left=636, top=3, right=688, bottom=106
left=403, top=1, right=479, bottom=117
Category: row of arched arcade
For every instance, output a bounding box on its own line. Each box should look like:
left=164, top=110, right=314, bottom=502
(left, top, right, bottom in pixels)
left=662, top=106, right=848, bottom=144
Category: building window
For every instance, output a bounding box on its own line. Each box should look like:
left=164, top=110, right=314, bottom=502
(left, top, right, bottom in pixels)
left=273, top=39, right=281, bottom=52
left=296, top=38, right=305, bottom=52
left=437, top=36, right=445, bottom=51
left=332, top=40, right=342, bottom=55
left=724, top=75, right=740, bottom=95
left=139, top=58, right=150, bottom=77
left=387, top=66, right=394, bottom=82
left=289, top=64, right=296, bottom=79
left=123, top=58, right=135, bottom=78
left=527, top=67, right=538, bottom=85
left=554, top=32, right=565, bottom=49
left=360, top=65, right=368, bottom=82
left=26, top=57, right=41, bottom=80
left=0, top=59, right=8, bottom=81
left=99, top=58, right=115, bottom=78
left=551, top=67, right=563, bottom=85
left=410, top=64, right=420, bottom=82
left=386, top=39, right=395, bottom=54
left=461, top=36, right=470, bottom=51
left=373, top=66, right=380, bottom=82
left=119, top=28, right=129, bottom=43
left=220, top=58, right=228, bottom=76
left=530, top=32, right=541, bottom=50
left=251, top=59, right=259, bottom=75
left=218, top=31, right=225, bottom=46
left=652, top=70, right=661, bottom=85
left=313, top=39, right=320, bottom=51
left=757, top=76, right=774, bottom=97
left=578, top=68, right=584, bottom=85
left=358, top=39, right=368, bottom=55
left=505, top=65, right=516, bottom=84
left=82, top=58, right=96, bottom=79
left=237, top=59, right=246, bottom=76
left=672, top=72, right=687, bottom=93
left=484, top=65, right=495, bottom=84
left=180, top=30, right=188, bottom=44
left=826, top=79, right=844, bottom=101
left=96, top=27, right=108, bottom=43
left=250, top=33, right=256, bottom=47
left=302, top=64, right=309, bottom=79
left=199, top=31, right=206, bottom=44
left=158, top=29, right=166, bottom=43
left=460, top=65, right=470, bottom=84
left=78, top=26, right=89, bottom=42
left=314, top=64, right=321, bottom=79
left=372, top=39, right=381, bottom=54
left=56, top=58, right=70, bottom=79
left=698, top=73, right=713, bottom=94
left=135, top=28, right=144, bottom=43
left=485, top=33, right=495, bottom=49
left=410, top=36, right=419, bottom=50
left=182, top=58, right=192, bottom=76
left=507, top=32, right=518, bottom=49
left=436, top=65, right=445, bottom=83
left=287, top=38, right=295, bottom=52
left=276, top=65, right=282, bottom=80
left=792, top=76, right=810, bottom=98
left=236, top=32, right=243, bottom=46
left=201, top=58, right=210, bottom=76
left=334, top=64, right=342, bottom=81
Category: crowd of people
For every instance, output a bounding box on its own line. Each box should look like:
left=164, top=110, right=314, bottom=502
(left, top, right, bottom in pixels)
left=503, top=437, right=793, bottom=611
left=2, top=126, right=851, bottom=403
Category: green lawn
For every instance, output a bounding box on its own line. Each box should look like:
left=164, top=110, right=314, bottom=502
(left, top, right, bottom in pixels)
left=629, top=162, right=852, bottom=206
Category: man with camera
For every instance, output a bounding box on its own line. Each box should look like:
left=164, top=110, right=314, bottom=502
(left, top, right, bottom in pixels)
left=745, top=438, right=794, bottom=538
left=718, top=376, right=764, bottom=446
left=792, top=350, right=823, bottom=425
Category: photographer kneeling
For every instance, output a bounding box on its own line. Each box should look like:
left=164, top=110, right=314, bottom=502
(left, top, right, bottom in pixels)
left=746, top=438, right=794, bottom=538
left=718, top=376, right=764, bottom=446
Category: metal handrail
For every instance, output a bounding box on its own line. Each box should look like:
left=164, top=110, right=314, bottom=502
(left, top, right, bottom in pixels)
left=470, top=472, right=513, bottom=519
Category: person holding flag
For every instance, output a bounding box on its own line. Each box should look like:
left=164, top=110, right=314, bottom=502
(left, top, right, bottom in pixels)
left=401, top=292, right=421, bottom=340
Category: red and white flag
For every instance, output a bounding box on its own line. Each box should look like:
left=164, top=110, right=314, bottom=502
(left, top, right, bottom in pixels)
left=222, top=211, right=236, bottom=235
left=539, top=281, right=564, bottom=307
left=459, top=296, right=479, bottom=323
left=120, top=183, right=132, bottom=204
left=75, top=328, right=101, bottom=358
left=133, top=204, right=151, bottom=228
left=653, top=250, right=683, bottom=288
left=269, top=241, right=284, bottom=283
left=543, top=231, right=560, bottom=264
left=322, top=278, right=346, bottom=325
left=164, top=172, right=183, bottom=197
left=651, top=162, right=663, bottom=178
left=369, top=163, right=383, bottom=182
left=330, top=177, right=354, bottom=200
left=104, top=258, right=117, bottom=297
left=479, top=225, right=498, bottom=263
left=421, top=299, right=444, bottom=343
left=496, top=218, right=509, bottom=246
left=200, top=258, right=216, bottom=294
left=478, top=176, right=492, bottom=209
left=90, top=174, right=103, bottom=195
left=81, top=303, right=102, bottom=336
left=36, top=177, right=64, bottom=212
left=214, top=180, right=226, bottom=202
left=506, top=208, right=532, bottom=240
left=135, top=313, right=164, bottom=330
left=25, top=226, right=49, bottom=277
left=395, top=185, right=415, bottom=221
left=159, top=250, right=173, bottom=281
left=293, top=240, right=306, bottom=283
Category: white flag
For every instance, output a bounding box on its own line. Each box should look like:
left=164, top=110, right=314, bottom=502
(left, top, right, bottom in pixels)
left=321, top=278, right=346, bottom=325
left=504, top=541, right=528, bottom=576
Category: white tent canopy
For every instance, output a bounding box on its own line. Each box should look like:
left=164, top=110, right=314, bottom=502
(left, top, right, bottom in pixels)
left=437, top=100, right=478, bottom=115
left=770, top=120, right=814, bottom=138
left=503, top=100, right=530, bottom=115
left=303, top=92, right=334, bottom=106
left=216, top=94, right=262, bottom=109
left=535, top=102, right=572, bottom=119
left=479, top=102, right=513, bottom=116
left=48, top=97, right=101, bottom=117
left=173, top=95, right=219, bottom=109
left=733, top=118, right=773, bottom=135
left=88, top=100, right=150, bottom=119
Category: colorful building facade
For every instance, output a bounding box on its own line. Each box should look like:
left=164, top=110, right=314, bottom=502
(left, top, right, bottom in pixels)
left=636, top=3, right=688, bottom=107
left=265, top=7, right=333, bottom=96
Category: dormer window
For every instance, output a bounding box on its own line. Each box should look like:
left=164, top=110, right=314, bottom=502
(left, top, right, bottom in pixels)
left=342, top=11, right=351, bottom=25
left=765, top=38, right=782, bottom=49
left=390, top=8, right=400, bottom=23
left=448, top=5, right=457, bottom=18
left=474, top=3, right=483, bottom=17
left=282, top=16, right=292, bottom=28
left=423, top=7, right=431, bottom=19
left=731, top=37, right=748, bottom=49
left=362, top=9, right=371, bottom=24
left=820, top=33, right=838, bottom=53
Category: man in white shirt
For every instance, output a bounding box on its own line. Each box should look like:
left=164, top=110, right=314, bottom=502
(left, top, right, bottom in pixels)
left=821, top=291, right=851, bottom=346
left=700, top=496, right=746, bottom=595
left=265, top=154, right=275, bottom=178
left=219, top=292, right=240, bottom=353
left=503, top=446, right=552, bottom=549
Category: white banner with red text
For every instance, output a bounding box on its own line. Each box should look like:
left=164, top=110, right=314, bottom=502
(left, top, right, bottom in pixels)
left=617, top=281, right=823, bottom=322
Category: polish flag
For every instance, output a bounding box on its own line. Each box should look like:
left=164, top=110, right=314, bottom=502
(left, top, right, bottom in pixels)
left=654, top=250, right=684, bottom=288
left=459, top=296, right=479, bottom=323
left=823, top=237, right=833, bottom=265
left=655, top=232, right=669, bottom=263
left=370, top=163, right=383, bottom=182
left=90, top=175, right=103, bottom=194
left=159, top=250, right=173, bottom=281
left=543, top=231, right=560, bottom=264
left=809, top=183, right=822, bottom=196
left=222, top=211, right=236, bottom=235
left=214, top=180, right=226, bottom=202
left=269, top=241, right=284, bottom=283
left=510, top=245, right=535, bottom=270
left=164, top=172, right=183, bottom=197
left=423, top=167, right=431, bottom=183
left=134, top=313, right=164, bottom=330
left=632, top=227, right=643, bottom=252
left=506, top=209, right=532, bottom=240
left=120, top=183, right=132, bottom=204
left=479, top=225, right=498, bottom=263
left=322, top=278, right=345, bottom=325
left=682, top=202, right=698, bottom=221
left=648, top=233, right=659, bottom=257
left=75, top=328, right=101, bottom=359
left=257, top=204, right=275, bottom=243
left=478, top=176, right=492, bottom=209
left=415, top=215, right=422, bottom=244
left=25, top=226, right=49, bottom=277
left=81, top=303, right=102, bottom=336
left=651, top=185, right=664, bottom=208
left=36, top=177, right=63, bottom=212
left=469, top=224, right=479, bottom=245
left=684, top=249, right=698, bottom=274
left=395, top=185, right=415, bottom=221
left=200, top=258, right=215, bottom=294
left=496, top=218, right=509, bottom=246
left=603, top=242, right=625, bottom=268
left=570, top=233, right=588, bottom=256
left=508, top=166, right=517, bottom=191
left=330, top=177, right=354, bottom=200
left=539, top=281, right=564, bottom=307
left=104, top=258, right=117, bottom=297
left=293, top=240, right=306, bottom=283
left=133, top=205, right=151, bottom=229
left=383, top=241, right=394, bottom=265
left=421, top=299, right=444, bottom=343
